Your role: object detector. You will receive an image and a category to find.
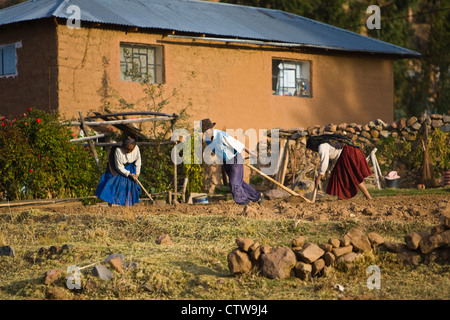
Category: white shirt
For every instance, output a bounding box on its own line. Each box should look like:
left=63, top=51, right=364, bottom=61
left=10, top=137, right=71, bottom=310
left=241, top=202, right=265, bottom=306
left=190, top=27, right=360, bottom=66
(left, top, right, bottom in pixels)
left=318, top=143, right=342, bottom=175
left=114, top=145, right=141, bottom=176
left=204, top=129, right=245, bottom=162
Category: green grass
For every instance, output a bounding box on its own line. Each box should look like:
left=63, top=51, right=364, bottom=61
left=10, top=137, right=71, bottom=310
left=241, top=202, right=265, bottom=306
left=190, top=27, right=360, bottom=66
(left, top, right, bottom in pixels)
left=0, top=206, right=448, bottom=300
left=371, top=186, right=450, bottom=197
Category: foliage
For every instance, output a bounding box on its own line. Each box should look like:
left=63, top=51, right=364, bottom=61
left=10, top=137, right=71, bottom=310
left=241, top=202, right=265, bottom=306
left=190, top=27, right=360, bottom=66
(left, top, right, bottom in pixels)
left=0, top=109, right=105, bottom=201
left=375, top=129, right=450, bottom=177
left=104, top=52, right=202, bottom=195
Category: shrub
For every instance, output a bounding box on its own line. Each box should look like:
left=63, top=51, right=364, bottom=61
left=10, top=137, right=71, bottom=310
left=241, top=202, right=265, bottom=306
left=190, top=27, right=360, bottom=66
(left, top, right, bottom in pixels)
left=0, top=108, right=105, bottom=200
left=376, top=128, right=450, bottom=179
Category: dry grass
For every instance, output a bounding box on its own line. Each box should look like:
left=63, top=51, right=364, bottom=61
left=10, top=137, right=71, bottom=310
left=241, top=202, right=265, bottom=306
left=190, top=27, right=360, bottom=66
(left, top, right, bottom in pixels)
left=0, top=204, right=448, bottom=300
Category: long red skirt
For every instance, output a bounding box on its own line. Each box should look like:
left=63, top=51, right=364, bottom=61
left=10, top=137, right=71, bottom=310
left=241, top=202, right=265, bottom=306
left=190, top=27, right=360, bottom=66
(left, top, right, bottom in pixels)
left=326, top=145, right=372, bottom=200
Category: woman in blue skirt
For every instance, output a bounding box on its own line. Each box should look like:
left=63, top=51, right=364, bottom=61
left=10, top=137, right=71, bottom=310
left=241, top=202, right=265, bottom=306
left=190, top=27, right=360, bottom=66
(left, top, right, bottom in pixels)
left=95, top=137, right=141, bottom=206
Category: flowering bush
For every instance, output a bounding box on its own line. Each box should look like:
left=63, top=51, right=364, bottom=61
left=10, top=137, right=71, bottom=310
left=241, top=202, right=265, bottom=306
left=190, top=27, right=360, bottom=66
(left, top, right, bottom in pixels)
left=0, top=109, right=105, bottom=200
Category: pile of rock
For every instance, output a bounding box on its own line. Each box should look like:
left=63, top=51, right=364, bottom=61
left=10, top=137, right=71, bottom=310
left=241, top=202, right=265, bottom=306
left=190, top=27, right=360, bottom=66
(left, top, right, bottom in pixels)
left=383, top=216, right=450, bottom=266
left=278, top=113, right=450, bottom=145
left=227, top=227, right=383, bottom=280
left=227, top=220, right=450, bottom=280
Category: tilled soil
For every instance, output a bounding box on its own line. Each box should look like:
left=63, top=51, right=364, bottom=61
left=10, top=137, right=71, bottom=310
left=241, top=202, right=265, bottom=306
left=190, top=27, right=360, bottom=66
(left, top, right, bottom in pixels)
left=3, top=192, right=448, bottom=225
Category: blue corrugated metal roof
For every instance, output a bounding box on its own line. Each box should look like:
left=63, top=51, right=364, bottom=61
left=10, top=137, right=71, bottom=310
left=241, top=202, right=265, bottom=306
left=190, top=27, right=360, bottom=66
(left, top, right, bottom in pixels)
left=0, top=0, right=421, bottom=57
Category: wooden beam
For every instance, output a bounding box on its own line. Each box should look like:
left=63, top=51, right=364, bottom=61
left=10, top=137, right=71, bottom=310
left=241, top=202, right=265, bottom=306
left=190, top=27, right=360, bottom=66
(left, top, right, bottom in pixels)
left=84, top=111, right=179, bottom=120
left=62, top=116, right=177, bottom=126
left=78, top=111, right=102, bottom=173
left=69, top=133, right=106, bottom=142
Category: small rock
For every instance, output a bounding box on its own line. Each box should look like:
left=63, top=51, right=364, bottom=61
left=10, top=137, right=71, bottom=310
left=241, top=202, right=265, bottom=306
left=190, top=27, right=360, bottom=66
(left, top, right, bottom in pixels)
left=320, top=243, right=333, bottom=252
left=367, top=232, right=384, bottom=247
left=155, top=234, right=173, bottom=245
left=49, top=246, right=62, bottom=255
left=419, top=230, right=450, bottom=254
left=91, top=265, right=113, bottom=280
left=248, top=242, right=260, bottom=252
left=236, top=237, right=254, bottom=252
left=293, top=262, right=312, bottom=280
left=0, top=246, right=15, bottom=257
left=61, top=244, right=74, bottom=252
left=383, top=242, right=407, bottom=253
left=345, top=228, right=372, bottom=252
left=311, top=259, right=325, bottom=277
left=43, top=269, right=64, bottom=285
left=397, top=250, right=421, bottom=266
left=227, top=249, right=253, bottom=276
left=336, top=252, right=362, bottom=265
left=108, top=257, right=123, bottom=273
left=104, top=254, right=125, bottom=263
left=295, top=243, right=325, bottom=263
left=328, top=238, right=340, bottom=248
left=431, top=119, right=444, bottom=128
left=404, top=232, right=422, bottom=250
left=332, top=245, right=353, bottom=257
left=264, top=189, right=290, bottom=200
left=249, top=247, right=261, bottom=264
left=430, top=224, right=447, bottom=235
left=260, top=244, right=272, bottom=254
left=340, top=236, right=351, bottom=247
left=406, top=116, right=418, bottom=126
left=291, top=235, right=306, bottom=248
left=323, top=252, right=336, bottom=267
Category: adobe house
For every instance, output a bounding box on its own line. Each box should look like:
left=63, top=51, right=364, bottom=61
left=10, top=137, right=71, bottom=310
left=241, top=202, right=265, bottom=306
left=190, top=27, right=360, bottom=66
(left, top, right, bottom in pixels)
left=0, top=0, right=420, bottom=133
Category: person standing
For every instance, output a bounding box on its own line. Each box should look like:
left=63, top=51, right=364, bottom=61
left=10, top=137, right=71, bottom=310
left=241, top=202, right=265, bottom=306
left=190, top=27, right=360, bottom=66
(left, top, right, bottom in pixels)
left=306, top=134, right=373, bottom=200
left=95, top=137, right=141, bottom=206
left=201, top=119, right=262, bottom=205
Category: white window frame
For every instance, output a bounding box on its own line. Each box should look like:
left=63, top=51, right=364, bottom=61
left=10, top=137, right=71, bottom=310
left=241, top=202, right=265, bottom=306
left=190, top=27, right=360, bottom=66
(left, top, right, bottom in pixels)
left=272, top=58, right=311, bottom=97
left=120, top=42, right=164, bottom=83
left=0, top=41, right=21, bottom=78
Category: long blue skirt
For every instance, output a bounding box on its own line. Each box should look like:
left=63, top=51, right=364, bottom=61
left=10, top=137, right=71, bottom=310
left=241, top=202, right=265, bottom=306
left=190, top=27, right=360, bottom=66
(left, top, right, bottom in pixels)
left=95, top=163, right=141, bottom=206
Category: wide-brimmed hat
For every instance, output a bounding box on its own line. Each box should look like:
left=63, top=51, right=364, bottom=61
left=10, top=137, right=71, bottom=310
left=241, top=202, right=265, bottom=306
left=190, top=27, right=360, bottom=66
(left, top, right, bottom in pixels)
left=200, top=119, right=216, bottom=133
left=385, top=171, right=400, bottom=180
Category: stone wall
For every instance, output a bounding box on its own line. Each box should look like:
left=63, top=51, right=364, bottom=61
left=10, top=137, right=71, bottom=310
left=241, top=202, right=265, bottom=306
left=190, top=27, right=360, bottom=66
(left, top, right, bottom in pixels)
left=201, top=114, right=450, bottom=193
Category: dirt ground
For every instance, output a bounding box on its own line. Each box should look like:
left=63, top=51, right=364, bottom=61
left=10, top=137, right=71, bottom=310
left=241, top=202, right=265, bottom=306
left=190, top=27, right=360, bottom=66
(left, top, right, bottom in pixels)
left=2, top=191, right=448, bottom=226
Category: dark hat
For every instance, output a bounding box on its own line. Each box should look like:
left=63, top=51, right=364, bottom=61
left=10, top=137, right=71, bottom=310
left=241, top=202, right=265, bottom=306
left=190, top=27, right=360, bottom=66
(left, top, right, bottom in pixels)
left=200, top=119, right=216, bottom=133
left=122, top=137, right=136, bottom=148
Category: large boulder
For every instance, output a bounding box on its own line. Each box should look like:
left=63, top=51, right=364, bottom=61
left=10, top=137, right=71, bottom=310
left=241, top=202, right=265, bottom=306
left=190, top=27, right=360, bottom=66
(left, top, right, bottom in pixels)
left=260, top=247, right=297, bottom=280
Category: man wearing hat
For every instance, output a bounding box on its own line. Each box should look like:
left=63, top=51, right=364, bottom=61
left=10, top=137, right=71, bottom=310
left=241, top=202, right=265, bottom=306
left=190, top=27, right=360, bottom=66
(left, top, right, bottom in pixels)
left=201, top=119, right=262, bottom=205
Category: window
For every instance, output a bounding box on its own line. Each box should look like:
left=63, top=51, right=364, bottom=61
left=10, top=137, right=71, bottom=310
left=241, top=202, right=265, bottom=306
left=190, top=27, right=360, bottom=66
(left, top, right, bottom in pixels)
left=0, top=44, right=17, bottom=77
left=272, top=59, right=311, bottom=97
left=120, top=43, right=164, bottom=83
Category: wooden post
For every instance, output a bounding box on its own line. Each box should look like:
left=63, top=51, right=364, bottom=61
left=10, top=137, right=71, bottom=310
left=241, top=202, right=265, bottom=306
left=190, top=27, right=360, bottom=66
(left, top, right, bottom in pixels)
left=279, top=139, right=290, bottom=186
left=78, top=111, right=102, bottom=173
left=171, top=118, right=178, bottom=205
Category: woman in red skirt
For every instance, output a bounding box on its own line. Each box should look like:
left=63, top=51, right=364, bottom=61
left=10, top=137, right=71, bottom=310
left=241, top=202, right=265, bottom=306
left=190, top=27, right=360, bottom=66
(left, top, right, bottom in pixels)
left=306, top=134, right=373, bottom=200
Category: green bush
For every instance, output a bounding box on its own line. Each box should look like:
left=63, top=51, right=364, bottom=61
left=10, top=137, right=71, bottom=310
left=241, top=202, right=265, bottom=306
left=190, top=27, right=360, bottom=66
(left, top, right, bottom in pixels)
left=376, top=129, right=450, bottom=178
left=0, top=108, right=105, bottom=200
